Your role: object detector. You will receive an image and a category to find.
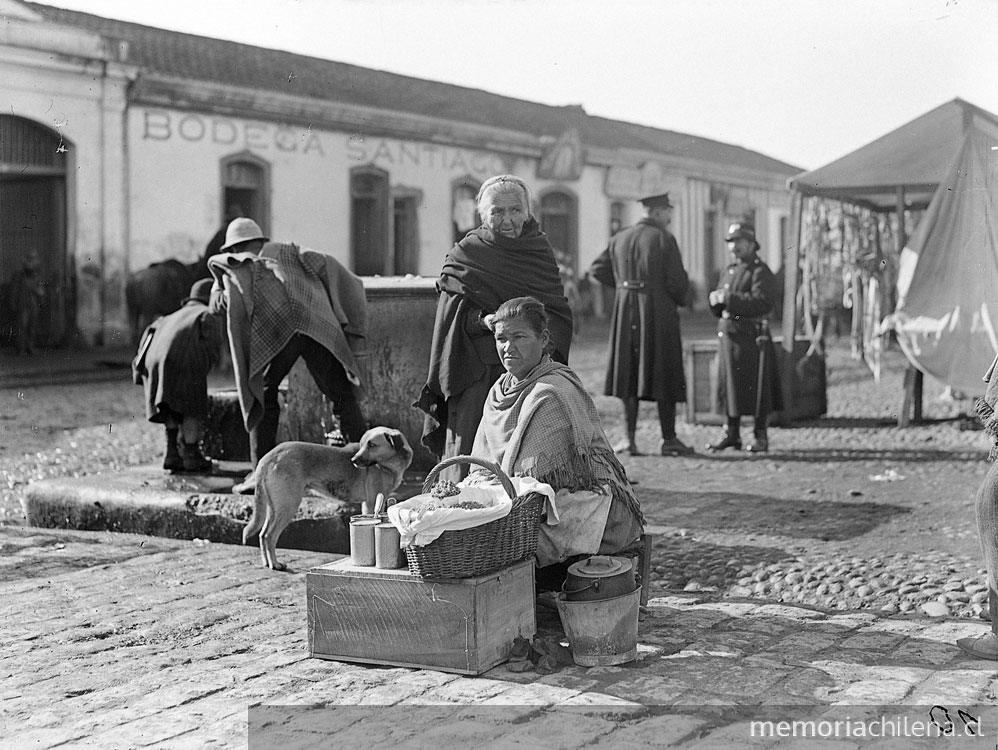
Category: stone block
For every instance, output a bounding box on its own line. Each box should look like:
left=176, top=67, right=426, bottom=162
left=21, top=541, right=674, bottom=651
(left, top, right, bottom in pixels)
left=22, top=466, right=352, bottom=554
left=282, top=277, right=438, bottom=471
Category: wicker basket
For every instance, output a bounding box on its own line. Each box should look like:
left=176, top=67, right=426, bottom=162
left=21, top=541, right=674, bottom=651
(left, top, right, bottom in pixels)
left=405, top=456, right=544, bottom=579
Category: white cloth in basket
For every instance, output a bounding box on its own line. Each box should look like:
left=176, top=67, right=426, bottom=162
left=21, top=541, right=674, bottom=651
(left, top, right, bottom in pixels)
left=388, top=476, right=555, bottom=548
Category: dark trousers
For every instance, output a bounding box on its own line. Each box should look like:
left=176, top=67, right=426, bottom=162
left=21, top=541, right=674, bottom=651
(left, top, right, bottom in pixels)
left=250, top=333, right=366, bottom=465
left=623, top=397, right=677, bottom=440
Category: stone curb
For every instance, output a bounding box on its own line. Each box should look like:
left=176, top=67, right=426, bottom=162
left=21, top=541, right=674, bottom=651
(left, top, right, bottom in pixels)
left=21, top=465, right=353, bottom=554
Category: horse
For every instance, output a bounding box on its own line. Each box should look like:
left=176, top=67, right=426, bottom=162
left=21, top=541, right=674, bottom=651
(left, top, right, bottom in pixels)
left=125, top=258, right=207, bottom=345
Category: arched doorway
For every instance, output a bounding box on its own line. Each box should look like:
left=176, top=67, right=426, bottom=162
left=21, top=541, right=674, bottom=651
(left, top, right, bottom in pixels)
left=0, top=115, right=68, bottom=347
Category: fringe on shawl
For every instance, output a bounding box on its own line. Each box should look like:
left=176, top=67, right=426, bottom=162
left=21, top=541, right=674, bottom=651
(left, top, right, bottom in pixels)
left=528, top=444, right=645, bottom=526
left=976, top=397, right=998, bottom=461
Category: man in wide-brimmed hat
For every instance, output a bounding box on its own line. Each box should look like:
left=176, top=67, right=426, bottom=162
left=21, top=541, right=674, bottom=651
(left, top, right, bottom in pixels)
left=208, top=218, right=369, bottom=494
left=588, top=192, right=695, bottom=457
left=706, top=221, right=783, bottom=453
left=132, top=278, right=223, bottom=473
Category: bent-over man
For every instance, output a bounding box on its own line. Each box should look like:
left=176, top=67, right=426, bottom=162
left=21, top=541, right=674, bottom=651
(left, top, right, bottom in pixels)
left=208, top=218, right=368, bottom=493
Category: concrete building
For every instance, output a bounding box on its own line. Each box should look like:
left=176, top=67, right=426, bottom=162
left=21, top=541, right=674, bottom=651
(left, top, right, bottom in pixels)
left=1, top=0, right=800, bottom=347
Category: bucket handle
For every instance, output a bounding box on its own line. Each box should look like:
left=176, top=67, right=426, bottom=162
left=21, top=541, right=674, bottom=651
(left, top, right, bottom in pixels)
left=561, top=578, right=602, bottom=596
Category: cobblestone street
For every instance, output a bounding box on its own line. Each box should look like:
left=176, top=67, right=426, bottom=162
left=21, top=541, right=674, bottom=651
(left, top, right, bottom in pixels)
left=6, top=316, right=984, bottom=615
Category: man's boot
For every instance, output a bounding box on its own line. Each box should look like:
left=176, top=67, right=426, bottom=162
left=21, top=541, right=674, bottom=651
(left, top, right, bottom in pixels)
left=178, top=440, right=213, bottom=474
left=658, top=399, right=694, bottom=456
left=747, top=420, right=769, bottom=453
left=707, top=417, right=742, bottom=452
left=163, top=428, right=182, bottom=472
left=613, top=397, right=642, bottom=455
left=613, top=433, right=641, bottom=456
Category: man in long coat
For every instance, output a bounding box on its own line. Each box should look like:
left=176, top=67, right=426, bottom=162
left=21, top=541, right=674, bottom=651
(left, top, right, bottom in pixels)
left=589, top=192, right=693, bottom=456
left=706, top=221, right=783, bottom=453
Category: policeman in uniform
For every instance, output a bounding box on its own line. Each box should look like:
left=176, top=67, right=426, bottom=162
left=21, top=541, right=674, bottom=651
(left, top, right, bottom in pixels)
left=589, top=192, right=694, bottom=456
left=707, top=221, right=782, bottom=453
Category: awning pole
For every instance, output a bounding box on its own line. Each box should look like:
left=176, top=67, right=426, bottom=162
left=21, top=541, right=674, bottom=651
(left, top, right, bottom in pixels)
left=778, top=191, right=804, bottom=423
left=895, top=186, right=907, bottom=250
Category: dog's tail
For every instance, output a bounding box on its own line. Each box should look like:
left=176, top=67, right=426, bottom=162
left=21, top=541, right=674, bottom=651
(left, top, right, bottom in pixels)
left=242, top=487, right=266, bottom=545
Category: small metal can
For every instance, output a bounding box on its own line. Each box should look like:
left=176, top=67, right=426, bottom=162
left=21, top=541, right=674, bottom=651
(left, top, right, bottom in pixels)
left=375, top=522, right=404, bottom=569
left=349, top=515, right=379, bottom=566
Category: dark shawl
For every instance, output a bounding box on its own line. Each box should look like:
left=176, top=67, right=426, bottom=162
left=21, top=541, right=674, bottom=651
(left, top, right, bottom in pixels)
left=416, top=218, right=574, bottom=454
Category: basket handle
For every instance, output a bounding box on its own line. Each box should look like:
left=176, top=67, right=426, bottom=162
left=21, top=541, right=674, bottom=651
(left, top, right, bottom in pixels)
left=422, top=456, right=516, bottom=500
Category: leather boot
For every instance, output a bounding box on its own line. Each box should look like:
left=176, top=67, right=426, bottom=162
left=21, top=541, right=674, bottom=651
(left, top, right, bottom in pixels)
left=178, top=440, right=213, bottom=474
left=613, top=434, right=642, bottom=456
left=747, top=424, right=769, bottom=453
left=163, top=428, right=182, bottom=472
left=707, top=418, right=741, bottom=452
left=707, top=433, right=742, bottom=452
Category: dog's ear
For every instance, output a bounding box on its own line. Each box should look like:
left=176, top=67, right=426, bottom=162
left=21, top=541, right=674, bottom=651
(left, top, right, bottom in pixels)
left=387, top=431, right=404, bottom=453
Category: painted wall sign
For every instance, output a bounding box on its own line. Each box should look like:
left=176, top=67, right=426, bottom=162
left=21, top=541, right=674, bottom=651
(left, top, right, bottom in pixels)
left=605, top=162, right=683, bottom=201
left=346, top=137, right=507, bottom=174
left=141, top=110, right=326, bottom=154
left=141, top=110, right=513, bottom=176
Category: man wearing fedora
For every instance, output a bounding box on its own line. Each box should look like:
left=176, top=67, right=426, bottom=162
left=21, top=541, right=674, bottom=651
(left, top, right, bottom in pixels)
left=207, top=218, right=368, bottom=494
left=132, top=278, right=223, bottom=473
left=588, top=192, right=695, bottom=457
left=707, top=221, right=783, bottom=453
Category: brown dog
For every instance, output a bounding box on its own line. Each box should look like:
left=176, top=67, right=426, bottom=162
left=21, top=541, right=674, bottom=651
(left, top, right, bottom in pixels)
left=243, top=426, right=413, bottom=570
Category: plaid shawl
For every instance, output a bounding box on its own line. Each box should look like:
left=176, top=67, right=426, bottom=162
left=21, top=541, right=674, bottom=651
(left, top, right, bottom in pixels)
left=471, top=358, right=644, bottom=525
left=208, top=243, right=366, bottom=431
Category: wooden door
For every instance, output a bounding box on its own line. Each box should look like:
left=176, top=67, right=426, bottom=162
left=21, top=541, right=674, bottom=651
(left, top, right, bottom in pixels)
left=350, top=167, right=389, bottom=275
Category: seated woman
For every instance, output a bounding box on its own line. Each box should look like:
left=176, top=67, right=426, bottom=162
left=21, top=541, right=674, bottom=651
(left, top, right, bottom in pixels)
left=468, top=296, right=645, bottom=587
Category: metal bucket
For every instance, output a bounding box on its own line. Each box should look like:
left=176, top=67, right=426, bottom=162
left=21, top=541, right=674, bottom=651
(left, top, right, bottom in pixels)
left=555, top=586, right=641, bottom=666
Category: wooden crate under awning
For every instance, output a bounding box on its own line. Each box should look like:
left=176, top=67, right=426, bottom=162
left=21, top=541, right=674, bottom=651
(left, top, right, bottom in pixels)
left=683, top=336, right=827, bottom=425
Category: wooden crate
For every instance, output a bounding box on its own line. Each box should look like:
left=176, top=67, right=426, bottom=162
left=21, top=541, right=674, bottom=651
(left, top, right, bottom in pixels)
left=306, top=557, right=536, bottom=675
left=683, top=335, right=827, bottom=425
left=684, top=338, right=724, bottom=425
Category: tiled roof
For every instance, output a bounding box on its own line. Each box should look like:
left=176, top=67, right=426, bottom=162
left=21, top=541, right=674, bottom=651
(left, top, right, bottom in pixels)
left=26, top=2, right=800, bottom=175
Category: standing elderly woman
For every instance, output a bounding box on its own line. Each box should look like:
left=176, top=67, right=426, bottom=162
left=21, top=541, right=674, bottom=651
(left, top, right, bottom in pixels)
left=469, top=296, right=644, bottom=582
left=417, top=175, right=574, bottom=481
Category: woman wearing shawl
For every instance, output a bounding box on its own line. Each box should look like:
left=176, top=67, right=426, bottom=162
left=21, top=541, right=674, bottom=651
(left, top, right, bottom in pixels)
left=470, top=296, right=644, bottom=585
left=416, top=175, right=574, bottom=481
left=959, top=358, right=998, bottom=659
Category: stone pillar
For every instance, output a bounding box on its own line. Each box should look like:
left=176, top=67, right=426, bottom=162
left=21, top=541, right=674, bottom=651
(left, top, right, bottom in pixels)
left=282, top=276, right=439, bottom=471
